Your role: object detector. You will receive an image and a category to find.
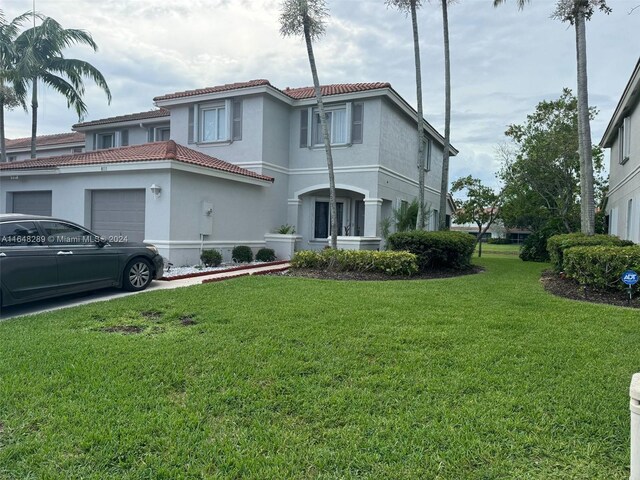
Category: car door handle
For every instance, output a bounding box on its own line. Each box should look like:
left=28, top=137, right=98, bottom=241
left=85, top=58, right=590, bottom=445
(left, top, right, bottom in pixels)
left=57, top=251, right=74, bottom=255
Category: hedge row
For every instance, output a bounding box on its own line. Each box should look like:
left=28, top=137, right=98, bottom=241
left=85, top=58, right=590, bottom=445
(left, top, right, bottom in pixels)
left=291, top=249, right=418, bottom=276
left=563, top=245, right=640, bottom=290
left=386, top=231, right=475, bottom=271
left=547, top=233, right=633, bottom=272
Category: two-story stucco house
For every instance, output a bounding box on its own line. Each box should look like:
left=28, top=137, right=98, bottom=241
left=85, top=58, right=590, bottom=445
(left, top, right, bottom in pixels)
left=600, top=59, right=640, bottom=243
left=4, top=132, right=86, bottom=163
left=0, top=79, right=457, bottom=264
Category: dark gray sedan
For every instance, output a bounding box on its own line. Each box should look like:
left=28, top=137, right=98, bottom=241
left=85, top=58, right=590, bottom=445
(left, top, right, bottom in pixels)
left=0, top=214, right=164, bottom=307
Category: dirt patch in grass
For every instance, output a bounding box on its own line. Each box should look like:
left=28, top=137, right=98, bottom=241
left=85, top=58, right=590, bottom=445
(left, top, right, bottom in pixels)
left=100, top=325, right=145, bottom=334
left=180, top=316, right=197, bottom=326
left=541, top=270, right=640, bottom=309
left=280, top=266, right=483, bottom=281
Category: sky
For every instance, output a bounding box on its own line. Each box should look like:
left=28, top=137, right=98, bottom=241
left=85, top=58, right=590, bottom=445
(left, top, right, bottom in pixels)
left=3, top=0, right=639, bottom=188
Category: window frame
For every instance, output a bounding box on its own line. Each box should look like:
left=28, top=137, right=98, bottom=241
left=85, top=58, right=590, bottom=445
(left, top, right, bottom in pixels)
left=191, top=99, right=242, bottom=145
left=618, top=116, right=631, bottom=165
left=311, top=103, right=351, bottom=147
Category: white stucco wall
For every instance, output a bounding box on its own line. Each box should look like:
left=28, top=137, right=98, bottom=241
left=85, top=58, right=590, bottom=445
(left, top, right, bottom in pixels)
left=607, top=100, right=640, bottom=243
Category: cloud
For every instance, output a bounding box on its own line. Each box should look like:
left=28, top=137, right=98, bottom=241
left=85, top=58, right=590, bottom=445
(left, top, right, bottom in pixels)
left=3, top=0, right=638, bottom=187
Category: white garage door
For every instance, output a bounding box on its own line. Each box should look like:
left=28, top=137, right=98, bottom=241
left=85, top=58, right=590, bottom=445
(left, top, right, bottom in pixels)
left=91, top=189, right=146, bottom=243
left=12, top=191, right=52, bottom=216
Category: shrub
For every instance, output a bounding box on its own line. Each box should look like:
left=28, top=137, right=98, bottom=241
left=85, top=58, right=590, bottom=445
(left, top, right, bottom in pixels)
left=275, top=224, right=296, bottom=234
left=200, top=249, right=222, bottom=267
left=386, top=230, right=475, bottom=271
left=547, top=233, right=633, bottom=272
left=520, top=231, right=551, bottom=262
left=256, top=248, right=276, bottom=262
left=232, top=245, right=253, bottom=263
left=563, top=245, right=640, bottom=290
left=291, top=249, right=418, bottom=276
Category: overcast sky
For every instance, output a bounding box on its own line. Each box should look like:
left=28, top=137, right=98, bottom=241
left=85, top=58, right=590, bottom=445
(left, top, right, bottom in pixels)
left=3, top=0, right=639, bottom=187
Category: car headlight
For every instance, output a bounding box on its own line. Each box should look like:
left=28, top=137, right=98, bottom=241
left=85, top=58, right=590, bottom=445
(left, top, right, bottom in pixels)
left=146, top=245, right=159, bottom=254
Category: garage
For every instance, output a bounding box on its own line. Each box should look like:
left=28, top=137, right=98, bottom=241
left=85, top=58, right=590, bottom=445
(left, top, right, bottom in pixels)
left=91, top=189, right=146, bottom=243
left=11, top=191, right=52, bottom=216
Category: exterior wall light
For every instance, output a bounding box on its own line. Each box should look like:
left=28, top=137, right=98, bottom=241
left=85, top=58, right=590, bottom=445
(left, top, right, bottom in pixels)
left=150, top=184, right=162, bottom=198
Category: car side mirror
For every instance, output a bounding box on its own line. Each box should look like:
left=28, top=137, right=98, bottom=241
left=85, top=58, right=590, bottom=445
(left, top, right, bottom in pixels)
left=96, top=236, right=108, bottom=247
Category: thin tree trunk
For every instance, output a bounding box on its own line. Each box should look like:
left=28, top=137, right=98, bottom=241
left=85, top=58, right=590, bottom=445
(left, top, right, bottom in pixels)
left=303, top=17, right=337, bottom=249
left=439, top=0, right=451, bottom=230
left=0, top=98, right=6, bottom=162
left=411, top=1, right=426, bottom=230
left=30, top=78, right=38, bottom=159
left=575, top=8, right=595, bottom=235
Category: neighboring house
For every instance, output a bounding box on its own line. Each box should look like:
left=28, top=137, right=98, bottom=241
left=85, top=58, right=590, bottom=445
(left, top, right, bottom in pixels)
left=600, top=58, right=640, bottom=244
left=4, top=132, right=85, bottom=162
left=450, top=220, right=530, bottom=244
left=0, top=79, right=457, bottom=264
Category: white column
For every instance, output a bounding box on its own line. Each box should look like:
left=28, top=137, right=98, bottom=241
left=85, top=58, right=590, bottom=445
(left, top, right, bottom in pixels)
left=364, top=198, right=383, bottom=237
left=287, top=198, right=301, bottom=231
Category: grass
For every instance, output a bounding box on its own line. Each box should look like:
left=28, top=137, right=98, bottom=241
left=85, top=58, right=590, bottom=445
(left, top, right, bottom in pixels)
left=476, top=242, right=522, bottom=256
left=0, top=254, right=638, bottom=479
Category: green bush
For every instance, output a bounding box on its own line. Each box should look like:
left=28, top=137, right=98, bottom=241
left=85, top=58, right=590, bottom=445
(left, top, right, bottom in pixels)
left=386, top=230, right=475, bottom=271
left=563, top=245, right=640, bottom=290
left=547, top=233, right=633, bottom=272
left=200, top=249, right=222, bottom=267
left=291, top=249, right=418, bottom=276
left=232, top=245, right=254, bottom=263
left=520, top=231, right=551, bottom=262
left=256, top=248, right=276, bottom=262
left=275, top=224, right=296, bottom=234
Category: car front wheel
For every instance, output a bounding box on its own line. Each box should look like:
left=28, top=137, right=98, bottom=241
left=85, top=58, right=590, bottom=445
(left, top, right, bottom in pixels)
left=123, top=258, right=153, bottom=291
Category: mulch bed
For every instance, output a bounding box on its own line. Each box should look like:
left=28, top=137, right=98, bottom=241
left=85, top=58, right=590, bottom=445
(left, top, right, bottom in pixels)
left=540, top=270, right=640, bottom=309
left=279, top=266, right=484, bottom=282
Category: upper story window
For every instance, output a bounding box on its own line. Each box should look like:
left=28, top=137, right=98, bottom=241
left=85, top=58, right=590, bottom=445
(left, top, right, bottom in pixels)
left=7, top=155, right=17, bottom=162
left=149, top=127, right=170, bottom=142
left=188, top=99, right=242, bottom=145
left=94, top=130, right=128, bottom=150
left=618, top=116, right=631, bottom=165
left=201, top=105, right=227, bottom=142
left=300, top=102, right=363, bottom=148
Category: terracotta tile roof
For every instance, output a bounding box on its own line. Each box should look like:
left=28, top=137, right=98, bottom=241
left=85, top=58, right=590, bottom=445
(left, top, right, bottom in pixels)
left=154, top=80, right=392, bottom=102
left=73, top=109, right=169, bottom=128
left=154, top=80, right=272, bottom=102
left=281, top=82, right=391, bottom=100
left=6, top=132, right=85, bottom=149
left=0, top=141, right=274, bottom=183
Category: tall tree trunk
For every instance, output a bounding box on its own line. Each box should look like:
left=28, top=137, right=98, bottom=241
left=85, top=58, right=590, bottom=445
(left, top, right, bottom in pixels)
left=30, top=78, right=38, bottom=159
left=410, top=1, right=426, bottom=230
left=0, top=98, right=6, bottom=162
left=303, top=17, right=337, bottom=249
left=575, top=8, right=595, bottom=235
left=438, top=0, right=451, bottom=230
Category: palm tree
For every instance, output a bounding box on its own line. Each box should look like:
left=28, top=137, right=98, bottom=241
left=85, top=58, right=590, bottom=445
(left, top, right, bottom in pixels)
left=0, top=11, right=32, bottom=162
left=13, top=16, right=111, bottom=158
left=493, top=0, right=609, bottom=235
left=438, top=0, right=452, bottom=230
left=386, top=0, right=427, bottom=230
left=280, top=0, right=339, bottom=249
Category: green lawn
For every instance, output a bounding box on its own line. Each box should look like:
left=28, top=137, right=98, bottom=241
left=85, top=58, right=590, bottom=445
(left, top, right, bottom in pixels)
left=0, top=255, right=638, bottom=479
left=476, top=242, right=522, bottom=256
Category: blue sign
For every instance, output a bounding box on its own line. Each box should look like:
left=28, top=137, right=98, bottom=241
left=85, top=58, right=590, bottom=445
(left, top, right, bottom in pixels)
left=622, top=270, right=639, bottom=286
